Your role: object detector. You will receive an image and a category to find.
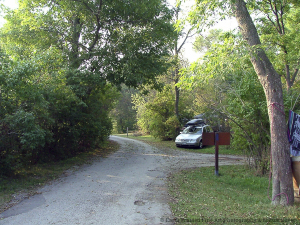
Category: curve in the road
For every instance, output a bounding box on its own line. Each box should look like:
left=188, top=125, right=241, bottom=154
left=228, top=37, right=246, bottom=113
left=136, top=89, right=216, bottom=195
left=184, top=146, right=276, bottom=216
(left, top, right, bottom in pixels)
left=0, top=135, right=245, bottom=225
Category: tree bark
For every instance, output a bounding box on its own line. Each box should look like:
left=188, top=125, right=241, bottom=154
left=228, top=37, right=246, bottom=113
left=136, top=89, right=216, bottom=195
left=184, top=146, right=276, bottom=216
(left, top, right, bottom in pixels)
left=70, top=17, right=82, bottom=69
left=173, top=4, right=194, bottom=132
left=232, top=0, right=294, bottom=205
left=174, top=49, right=181, bottom=135
left=174, top=6, right=180, bottom=122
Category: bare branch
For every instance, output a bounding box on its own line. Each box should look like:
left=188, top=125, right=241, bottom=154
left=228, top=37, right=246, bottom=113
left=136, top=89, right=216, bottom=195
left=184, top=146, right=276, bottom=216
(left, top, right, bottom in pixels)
left=177, top=28, right=195, bottom=53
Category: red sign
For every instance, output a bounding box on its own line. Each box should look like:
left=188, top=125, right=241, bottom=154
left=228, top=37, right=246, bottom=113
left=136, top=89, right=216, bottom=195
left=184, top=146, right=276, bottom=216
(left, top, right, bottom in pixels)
left=217, top=132, right=230, bottom=145
left=202, top=132, right=230, bottom=146
left=202, top=132, right=215, bottom=146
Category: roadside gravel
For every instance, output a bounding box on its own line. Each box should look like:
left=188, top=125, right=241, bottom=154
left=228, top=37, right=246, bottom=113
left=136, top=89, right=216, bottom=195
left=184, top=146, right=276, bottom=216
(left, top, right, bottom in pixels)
left=0, top=135, right=245, bottom=225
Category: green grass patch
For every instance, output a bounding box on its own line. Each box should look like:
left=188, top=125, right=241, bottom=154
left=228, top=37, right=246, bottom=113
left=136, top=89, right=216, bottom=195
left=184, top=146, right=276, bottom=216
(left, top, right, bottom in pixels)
left=0, top=140, right=119, bottom=213
left=114, top=133, right=243, bottom=155
left=167, top=165, right=300, bottom=224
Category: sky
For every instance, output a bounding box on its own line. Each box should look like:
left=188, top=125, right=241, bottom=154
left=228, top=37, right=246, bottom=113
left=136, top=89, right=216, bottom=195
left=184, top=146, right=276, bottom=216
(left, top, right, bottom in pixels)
left=166, top=0, right=238, bottom=61
left=0, top=0, right=238, bottom=62
left=181, top=18, right=238, bottom=62
left=0, top=0, right=18, bottom=26
left=1, top=0, right=18, bottom=9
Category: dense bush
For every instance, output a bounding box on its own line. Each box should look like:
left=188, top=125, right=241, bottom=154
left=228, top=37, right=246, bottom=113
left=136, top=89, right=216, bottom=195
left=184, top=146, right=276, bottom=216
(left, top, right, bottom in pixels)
left=0, top=49, right=118, bottom=176
left=132, top=85, right=193, bottom=141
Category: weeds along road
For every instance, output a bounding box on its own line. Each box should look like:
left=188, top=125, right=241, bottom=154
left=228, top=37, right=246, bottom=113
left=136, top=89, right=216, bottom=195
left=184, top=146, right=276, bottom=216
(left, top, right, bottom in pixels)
left=0, top=136, right=245, bottom=225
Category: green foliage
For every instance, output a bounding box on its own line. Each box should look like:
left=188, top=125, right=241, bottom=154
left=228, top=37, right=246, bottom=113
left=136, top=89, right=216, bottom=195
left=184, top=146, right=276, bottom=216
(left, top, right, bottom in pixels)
left=165, top=115, right=181, bottom=140
left=1, top=0, right=175, bottom=89
left=0, top=47, right=118, bottom=176
left=142, top=87, right=176, bottom=140
left=181, top=31, right=272, bottom=174
left=187, top=0, right=231, bottom=32
left=184, top=1, right=300, bottom=175
left=193, top=29, right=223, bottom=52
left=0, top=48, right=59, bottom=174
left=132, top=85, right=193, bottom=141
left=0, top=0, right=174, bottom=177
left=111, top=85, right=137, bottom=133
left=253, top=0, right=300, bottom=90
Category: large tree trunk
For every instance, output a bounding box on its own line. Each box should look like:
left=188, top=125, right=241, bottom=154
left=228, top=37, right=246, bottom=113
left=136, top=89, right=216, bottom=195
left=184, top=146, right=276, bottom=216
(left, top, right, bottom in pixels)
left=232, top=0, right=294, bottom=205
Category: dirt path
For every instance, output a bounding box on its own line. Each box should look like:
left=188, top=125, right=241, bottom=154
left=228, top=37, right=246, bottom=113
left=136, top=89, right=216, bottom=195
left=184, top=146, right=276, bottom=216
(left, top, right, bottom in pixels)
left=0, top=136, right=245, bottom=225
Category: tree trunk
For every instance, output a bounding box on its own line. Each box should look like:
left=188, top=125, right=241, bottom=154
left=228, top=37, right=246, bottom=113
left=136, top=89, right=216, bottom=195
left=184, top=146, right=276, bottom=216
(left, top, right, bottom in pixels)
left=232, top=0, right=294, bottom=205
left=175, top=81, right=179, bottom=117
left=174, top=8, right=180, bottom=136
left=70, top=17, right=82, bottom=69
left=174, top=64, right=180, bottom=135
left=174, top=53, right=179, bottom=120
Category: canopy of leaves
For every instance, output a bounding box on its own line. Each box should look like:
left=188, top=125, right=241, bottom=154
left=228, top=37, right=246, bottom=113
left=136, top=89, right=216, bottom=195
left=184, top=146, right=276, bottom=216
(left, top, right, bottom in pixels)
left=1, top=0, right=175, bottom=89
left=132, top=84, right=194, bottom=140
left=251, top=0, right=300, bottom=89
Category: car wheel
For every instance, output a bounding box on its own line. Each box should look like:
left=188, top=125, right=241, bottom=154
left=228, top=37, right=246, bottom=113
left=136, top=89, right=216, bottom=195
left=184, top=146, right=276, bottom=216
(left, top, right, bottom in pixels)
left=199, top=140, right=203, bottom=149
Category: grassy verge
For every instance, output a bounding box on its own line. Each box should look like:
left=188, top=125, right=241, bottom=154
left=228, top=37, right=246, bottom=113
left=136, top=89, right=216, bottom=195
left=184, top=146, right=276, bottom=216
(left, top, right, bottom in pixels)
left=167, top=165, right=300, bottom=225
left=0, top=140, right=119, bottom=213
left=113, top=133, right=243, bottom=155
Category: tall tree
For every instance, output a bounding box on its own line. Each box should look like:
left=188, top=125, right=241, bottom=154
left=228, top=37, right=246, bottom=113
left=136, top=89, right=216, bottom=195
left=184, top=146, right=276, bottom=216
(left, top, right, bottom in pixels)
left=232, top=0, right=293, bottom=205
left=188, top=0, right=295, bottom=205
left=170, top=1, right=196, bottom=130
left=1, top=0, right=174, bottom=89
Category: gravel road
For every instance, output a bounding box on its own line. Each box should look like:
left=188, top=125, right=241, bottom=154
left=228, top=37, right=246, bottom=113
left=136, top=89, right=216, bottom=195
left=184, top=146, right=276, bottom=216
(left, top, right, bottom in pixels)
left=0, top=135, right=245, bottom=225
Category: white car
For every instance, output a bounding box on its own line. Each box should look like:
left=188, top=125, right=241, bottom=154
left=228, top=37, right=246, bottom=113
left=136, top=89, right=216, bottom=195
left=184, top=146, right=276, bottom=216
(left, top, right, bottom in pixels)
left=175, top=125, right=212, bottom=148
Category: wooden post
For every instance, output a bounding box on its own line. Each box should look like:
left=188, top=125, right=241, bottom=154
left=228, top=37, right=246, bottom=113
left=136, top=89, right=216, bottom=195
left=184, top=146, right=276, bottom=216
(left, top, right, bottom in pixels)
left=215, top=133, right=219, bottom=176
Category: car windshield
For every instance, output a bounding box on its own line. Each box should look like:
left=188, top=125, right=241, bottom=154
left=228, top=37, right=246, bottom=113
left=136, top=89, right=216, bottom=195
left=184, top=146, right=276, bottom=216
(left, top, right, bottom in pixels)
left=182, top=127, right=202, bottom=135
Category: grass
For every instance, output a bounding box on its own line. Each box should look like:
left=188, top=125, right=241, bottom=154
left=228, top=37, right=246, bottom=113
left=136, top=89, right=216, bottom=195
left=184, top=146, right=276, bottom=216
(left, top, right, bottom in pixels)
left=167, top=165, right=300, bottom=225
left=113, top=133, right=243, bottom=155
left=0, top=140, right=119, bottom=213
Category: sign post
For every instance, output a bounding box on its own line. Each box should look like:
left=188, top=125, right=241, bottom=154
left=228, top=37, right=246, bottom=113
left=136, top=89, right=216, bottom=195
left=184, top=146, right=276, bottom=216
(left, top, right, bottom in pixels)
left=215, top=133, right=219, bottom=176
left=202, top=132, right=230, bottom=176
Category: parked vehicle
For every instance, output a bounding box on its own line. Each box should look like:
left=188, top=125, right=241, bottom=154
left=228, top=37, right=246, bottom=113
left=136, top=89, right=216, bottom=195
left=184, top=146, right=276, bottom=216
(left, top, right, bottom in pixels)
left=175, top=125, right=212, bottom=148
